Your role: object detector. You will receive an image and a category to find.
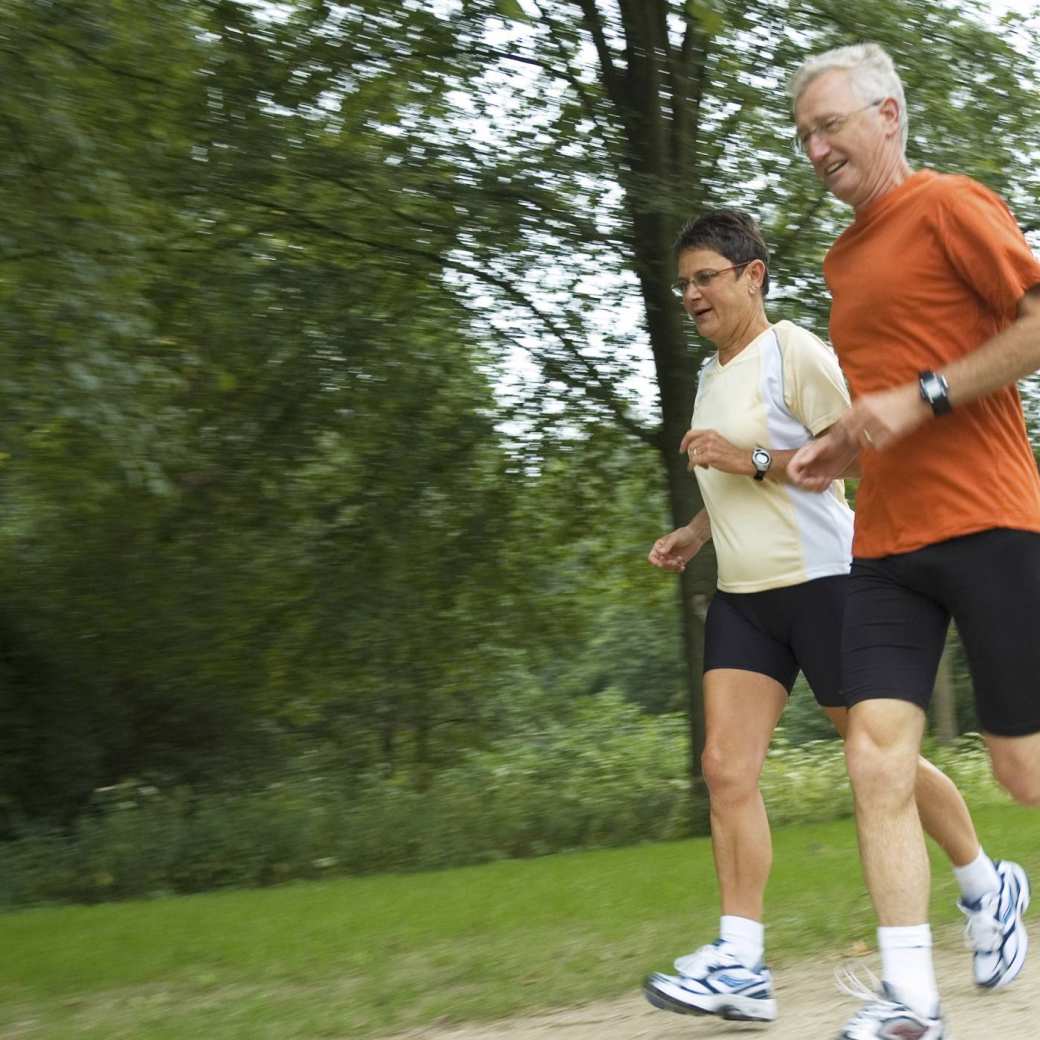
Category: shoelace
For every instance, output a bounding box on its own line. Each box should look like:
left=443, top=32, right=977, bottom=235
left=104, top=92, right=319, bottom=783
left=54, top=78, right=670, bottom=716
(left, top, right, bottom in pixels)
left=961, top=894, right=1002, bottom=952
left=674, top=941, right=732, bottom=978
left=834, top=966, right=935, bottom=1039
left=835, top=964, right=885, bottom=1004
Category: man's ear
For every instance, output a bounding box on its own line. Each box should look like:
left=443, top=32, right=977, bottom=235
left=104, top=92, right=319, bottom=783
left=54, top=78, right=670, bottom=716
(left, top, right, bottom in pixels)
left=879, top=96, right=901, bottom=139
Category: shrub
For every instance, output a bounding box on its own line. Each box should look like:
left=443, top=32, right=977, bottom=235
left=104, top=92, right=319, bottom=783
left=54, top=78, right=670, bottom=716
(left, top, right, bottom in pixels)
left=0, top=697, right=1011, bottom=909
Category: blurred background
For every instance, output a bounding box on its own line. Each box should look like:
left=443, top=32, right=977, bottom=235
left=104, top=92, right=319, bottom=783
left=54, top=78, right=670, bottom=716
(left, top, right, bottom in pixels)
left=2, top=0, right=1039, bottom=907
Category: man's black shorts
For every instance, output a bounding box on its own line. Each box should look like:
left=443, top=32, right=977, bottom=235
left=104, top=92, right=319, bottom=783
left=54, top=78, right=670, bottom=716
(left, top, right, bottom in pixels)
left=704, top=574, right=847, bottom=707
left=843, top=527, right=1040, bottom=736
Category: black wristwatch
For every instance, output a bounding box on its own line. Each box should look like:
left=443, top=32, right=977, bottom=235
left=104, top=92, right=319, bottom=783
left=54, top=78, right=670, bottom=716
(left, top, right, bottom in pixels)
left=919, top=370, right=952, bottom=416
left=751, top=447, right=772, bottom=482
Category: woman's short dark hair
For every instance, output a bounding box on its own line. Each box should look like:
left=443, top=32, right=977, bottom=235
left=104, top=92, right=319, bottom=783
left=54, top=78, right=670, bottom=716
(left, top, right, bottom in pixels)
left=673, top=209, right=771, bottom=296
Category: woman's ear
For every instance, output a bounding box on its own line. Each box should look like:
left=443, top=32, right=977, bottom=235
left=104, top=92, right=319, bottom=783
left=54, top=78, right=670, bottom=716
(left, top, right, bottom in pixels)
left=749, top=259, right=766, bottom=294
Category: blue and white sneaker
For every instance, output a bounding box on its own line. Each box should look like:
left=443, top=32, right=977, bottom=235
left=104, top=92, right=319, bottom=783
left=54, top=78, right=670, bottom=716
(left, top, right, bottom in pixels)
left=836, top=970, right=946, bottom=1039
left=642, top=940, right=777, bottom=1022
left=959, top=858, right=1030, bottom=989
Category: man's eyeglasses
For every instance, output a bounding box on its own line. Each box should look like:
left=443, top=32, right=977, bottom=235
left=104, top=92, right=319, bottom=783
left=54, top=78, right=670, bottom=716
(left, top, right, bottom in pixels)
left=794, top=99, right=883, bottom=154
left=671, top=264, right=748, bottom=298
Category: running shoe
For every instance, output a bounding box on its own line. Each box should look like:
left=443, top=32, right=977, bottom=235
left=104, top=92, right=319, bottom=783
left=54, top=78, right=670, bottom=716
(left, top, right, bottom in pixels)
left=959, top=858, right=1030, bottom=989
left=642, top=940, right=777, bottom=1022
left=836, top=969, right=946, bottom=1039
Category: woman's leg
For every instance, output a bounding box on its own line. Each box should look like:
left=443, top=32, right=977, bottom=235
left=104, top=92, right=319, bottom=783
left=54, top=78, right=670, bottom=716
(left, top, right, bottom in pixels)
left=703, top=668, right=789, bottom=921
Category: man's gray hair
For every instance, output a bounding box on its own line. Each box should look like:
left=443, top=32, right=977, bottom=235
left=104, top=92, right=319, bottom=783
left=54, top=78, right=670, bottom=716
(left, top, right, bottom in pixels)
left=789, top=43, right=908, bottom=149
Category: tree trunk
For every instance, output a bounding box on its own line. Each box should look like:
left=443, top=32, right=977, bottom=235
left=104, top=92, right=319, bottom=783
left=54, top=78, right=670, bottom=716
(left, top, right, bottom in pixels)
left=661, top=410, right=713, bottom=831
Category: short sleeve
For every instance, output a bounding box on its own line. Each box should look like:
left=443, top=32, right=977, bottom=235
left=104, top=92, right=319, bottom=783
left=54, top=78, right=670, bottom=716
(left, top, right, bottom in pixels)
left=935, top=177, right=1040, bottom=322
left=774, top=320, right=851, bottom=436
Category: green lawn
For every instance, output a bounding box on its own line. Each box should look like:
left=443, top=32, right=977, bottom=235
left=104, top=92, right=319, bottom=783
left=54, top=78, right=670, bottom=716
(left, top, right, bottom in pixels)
left=2, top=802, right=1038, bottom=1039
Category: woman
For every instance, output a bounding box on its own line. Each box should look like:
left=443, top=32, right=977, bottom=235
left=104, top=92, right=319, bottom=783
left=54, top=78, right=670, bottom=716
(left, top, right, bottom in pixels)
left=641, top=209, right=1017, bottom=1025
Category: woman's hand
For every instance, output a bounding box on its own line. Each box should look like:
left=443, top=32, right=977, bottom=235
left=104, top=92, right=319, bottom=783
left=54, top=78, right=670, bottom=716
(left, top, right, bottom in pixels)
left=648, top=525, right=707, bottom=573
left=680, top=428, right=755, bottom=476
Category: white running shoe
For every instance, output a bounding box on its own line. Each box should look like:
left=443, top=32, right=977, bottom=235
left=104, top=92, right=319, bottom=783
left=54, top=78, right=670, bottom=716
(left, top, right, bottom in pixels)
left=836, top=969, right=946, bottom=1039
left=959, top=858, right=1030, bottom=989
left=642, top=940, right=777, bottom=1022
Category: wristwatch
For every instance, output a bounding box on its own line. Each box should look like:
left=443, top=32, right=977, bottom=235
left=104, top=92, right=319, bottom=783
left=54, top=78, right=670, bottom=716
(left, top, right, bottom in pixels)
left=751, top=447, right=772, bottom=482
left=918, top=370, right=952, bottom=416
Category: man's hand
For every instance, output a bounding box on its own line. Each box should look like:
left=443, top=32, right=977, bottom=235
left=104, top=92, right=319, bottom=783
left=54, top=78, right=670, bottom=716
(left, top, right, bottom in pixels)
left=789, top=425, right=859, bottom=491
left=648, top=523, right=707, bottom=573
left=680, top=428, right=755, bottom=476
left=842, top=383, right=931, bottom=451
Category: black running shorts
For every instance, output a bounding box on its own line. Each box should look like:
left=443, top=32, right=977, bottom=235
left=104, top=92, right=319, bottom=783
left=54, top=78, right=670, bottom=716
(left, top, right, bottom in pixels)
left=843, top=528, right=1040, bottom=737
left=703, top=574, right=847, bottom=707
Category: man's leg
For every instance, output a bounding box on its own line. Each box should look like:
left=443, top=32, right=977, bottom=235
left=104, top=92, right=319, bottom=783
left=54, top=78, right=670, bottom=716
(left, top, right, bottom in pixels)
left=843, top=698, right=942, bottom=1026
left=825, top=706, right=981, bottom=867
left=844, top=699, right=932, bottom=926
left=987, top=731, right=1040, bottom=806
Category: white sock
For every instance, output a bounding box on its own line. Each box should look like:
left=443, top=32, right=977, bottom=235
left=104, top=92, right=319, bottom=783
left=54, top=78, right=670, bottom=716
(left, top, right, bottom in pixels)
left=878, top=924, right=939, bottom=1018
left=719, top=915, right=765, bottom=968
left=953, top=848, right=1000, bottom=905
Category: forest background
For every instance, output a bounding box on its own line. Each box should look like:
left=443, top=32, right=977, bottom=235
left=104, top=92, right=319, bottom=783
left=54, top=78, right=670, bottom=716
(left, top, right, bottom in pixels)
left=2, top=0, right=1039, bottom=906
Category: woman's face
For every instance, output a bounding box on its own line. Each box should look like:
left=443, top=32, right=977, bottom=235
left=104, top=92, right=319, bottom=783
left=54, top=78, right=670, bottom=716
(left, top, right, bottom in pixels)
left=675, top=247, right=760, bottom=347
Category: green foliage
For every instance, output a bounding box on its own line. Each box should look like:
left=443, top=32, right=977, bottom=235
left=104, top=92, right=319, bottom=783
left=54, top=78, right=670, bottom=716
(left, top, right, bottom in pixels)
left=0, top=694, right=1012, bottom=909
left=1, top=0, right=1037, bottom=847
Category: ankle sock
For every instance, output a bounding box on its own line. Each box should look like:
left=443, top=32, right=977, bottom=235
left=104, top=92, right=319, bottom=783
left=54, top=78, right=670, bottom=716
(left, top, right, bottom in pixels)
left=719, top=914, right=765, bottom=968
left=878, top=923, right=939, bottom=1018
left=953, top=848, right=1000, bottom=905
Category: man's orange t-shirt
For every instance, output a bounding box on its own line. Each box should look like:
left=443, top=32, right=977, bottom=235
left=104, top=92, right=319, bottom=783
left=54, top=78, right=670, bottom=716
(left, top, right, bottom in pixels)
left=825, top=169, right=1040, bottom=558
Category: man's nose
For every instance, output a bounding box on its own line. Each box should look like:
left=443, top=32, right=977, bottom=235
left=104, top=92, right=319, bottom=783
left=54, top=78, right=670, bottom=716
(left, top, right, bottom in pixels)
left=806, top=133, right=831, bottom=163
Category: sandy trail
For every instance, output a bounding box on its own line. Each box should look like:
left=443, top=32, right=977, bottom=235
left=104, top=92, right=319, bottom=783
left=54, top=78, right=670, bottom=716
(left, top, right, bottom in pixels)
left=385, top=928, right=1036, bottom=1039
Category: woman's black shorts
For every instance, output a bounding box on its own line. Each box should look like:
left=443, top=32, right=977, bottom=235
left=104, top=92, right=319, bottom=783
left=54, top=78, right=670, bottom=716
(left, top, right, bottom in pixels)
left=703, top=574, right=848, bottom=707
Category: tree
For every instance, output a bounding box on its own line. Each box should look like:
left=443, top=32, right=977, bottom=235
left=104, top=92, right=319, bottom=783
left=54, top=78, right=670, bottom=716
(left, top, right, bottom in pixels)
left=322, top=0, right=1040, bottom=809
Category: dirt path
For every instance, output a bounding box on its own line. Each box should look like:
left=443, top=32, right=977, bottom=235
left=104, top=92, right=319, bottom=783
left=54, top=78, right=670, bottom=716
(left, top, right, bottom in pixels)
left=386, top=928, right=1037, bottom=1039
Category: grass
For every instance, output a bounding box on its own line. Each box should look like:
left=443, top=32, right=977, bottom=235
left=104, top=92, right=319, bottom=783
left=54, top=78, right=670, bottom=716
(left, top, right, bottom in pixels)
left=1, top=802, right=1038, bottom=1039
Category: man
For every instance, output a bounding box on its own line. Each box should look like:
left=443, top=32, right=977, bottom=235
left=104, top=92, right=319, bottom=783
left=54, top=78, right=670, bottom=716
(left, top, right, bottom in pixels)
left=788, top=43, right=1040, bottom=1040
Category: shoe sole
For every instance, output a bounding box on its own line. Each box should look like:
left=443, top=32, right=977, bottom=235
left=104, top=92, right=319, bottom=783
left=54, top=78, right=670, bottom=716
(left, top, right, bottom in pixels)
left=980, top=862, right=1030, bottom=990
left=642, top=973, right=778, bottom=1022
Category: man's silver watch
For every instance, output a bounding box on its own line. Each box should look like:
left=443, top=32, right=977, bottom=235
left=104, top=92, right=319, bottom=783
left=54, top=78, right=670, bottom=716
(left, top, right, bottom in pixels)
left=751, top=447, right=772, bottom=482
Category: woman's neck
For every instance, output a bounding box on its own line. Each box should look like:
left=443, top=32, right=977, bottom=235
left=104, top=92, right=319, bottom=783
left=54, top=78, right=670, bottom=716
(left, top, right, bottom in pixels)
left=717, top=313, right=770, bottom=365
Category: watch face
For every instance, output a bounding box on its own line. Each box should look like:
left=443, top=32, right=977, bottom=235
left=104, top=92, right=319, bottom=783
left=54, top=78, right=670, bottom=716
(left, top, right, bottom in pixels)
left=752, top=449, right=770, bottom=468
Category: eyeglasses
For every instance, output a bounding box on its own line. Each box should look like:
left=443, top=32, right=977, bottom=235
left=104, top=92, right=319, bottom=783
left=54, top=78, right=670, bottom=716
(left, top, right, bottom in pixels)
left=793, top=99, right=883, bottom=154
left=671, top=264, right=748, bottom=298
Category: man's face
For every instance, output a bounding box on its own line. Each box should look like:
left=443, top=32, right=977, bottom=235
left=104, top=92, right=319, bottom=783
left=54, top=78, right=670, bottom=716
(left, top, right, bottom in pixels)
left=794, top=69, right=891, bottom=209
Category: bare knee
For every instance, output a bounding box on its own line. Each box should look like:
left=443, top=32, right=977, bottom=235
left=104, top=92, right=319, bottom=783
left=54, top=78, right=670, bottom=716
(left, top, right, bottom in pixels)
left=844, top=730, right=918, bottom=808
left=701, top=743, right=762, bottom=805
left=992, top=758, right=1040, bottom=806
left=987, top=733, right=1040, bottom=807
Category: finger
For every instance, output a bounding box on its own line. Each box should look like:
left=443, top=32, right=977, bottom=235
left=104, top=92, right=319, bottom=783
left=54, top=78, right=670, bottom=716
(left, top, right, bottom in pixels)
left=679, top=430, right=698, bottom=453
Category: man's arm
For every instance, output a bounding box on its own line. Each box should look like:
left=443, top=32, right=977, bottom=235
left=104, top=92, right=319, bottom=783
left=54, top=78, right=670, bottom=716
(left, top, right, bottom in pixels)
left=842, top=287, right=1040, bottom=450
left=943, top=287, right=1040, bottom=405
left=788, top=424, right=860, bottom=491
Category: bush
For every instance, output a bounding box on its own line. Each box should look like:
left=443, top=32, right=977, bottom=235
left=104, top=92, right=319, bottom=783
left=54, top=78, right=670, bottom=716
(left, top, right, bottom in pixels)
left=0, top=696, right=1012, bottom=910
